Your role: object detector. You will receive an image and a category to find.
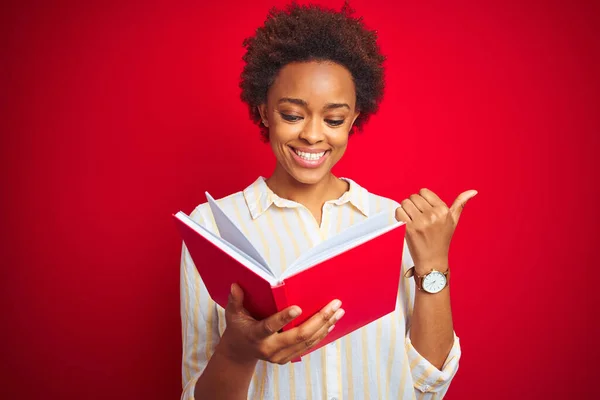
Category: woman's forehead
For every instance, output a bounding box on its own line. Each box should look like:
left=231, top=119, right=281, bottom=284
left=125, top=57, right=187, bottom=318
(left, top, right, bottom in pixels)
left=268, top=61, right=357, bottom=107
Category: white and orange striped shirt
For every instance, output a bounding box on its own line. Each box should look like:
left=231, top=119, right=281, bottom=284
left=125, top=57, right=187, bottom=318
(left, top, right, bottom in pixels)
left=180, top=176, right=461, bottom=399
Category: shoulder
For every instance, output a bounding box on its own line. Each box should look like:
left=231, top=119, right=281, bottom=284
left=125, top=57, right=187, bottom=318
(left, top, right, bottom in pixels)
left=189, top=190, right=246, bottom=235
left=344, top=177, right=400, bottom=214
left=367, top=190, right=400, bottom=225
left=191, top=176, right=270, bottom=226
left=367, top=191, right=400, bottom=214
left=341, top=176, right=400, bottom=224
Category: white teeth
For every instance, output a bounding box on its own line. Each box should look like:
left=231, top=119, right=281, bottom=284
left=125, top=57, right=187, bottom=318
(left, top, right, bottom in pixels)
left=294, top=150, right=326, bottom=161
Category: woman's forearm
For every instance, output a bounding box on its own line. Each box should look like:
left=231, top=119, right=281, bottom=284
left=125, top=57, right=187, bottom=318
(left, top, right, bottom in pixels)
left=409, top=262, right=455, bottom=370
left=194, top=338, right=257, bottom=400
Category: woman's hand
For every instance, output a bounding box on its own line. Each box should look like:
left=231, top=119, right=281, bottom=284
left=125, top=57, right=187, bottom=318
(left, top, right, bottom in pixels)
left=218, top=283, right=344, bottom=365
left=395, top=188, right=477, bottom=275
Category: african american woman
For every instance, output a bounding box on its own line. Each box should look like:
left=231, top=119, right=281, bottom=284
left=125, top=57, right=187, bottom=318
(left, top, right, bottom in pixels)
left=180, top=2, right=476, bottom=399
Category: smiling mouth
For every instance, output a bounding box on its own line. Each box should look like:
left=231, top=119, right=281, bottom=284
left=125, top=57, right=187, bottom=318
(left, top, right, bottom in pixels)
left=289, top=147, right=328, bottom=161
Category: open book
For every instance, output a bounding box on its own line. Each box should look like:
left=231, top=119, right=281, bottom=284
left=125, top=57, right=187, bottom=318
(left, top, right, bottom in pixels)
left=173, top=192, right=406, bottom=360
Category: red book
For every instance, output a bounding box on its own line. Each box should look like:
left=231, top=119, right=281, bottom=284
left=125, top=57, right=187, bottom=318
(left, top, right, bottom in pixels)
left=173, top=193, right=406, bottom=361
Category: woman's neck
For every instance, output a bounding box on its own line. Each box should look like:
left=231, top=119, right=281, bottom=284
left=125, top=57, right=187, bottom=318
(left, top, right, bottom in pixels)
left=265, top=165, right=349, bottom=211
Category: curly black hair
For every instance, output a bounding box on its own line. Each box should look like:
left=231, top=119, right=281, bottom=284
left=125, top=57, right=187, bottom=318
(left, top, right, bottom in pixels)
left=240, top=1, right=386, bottom=141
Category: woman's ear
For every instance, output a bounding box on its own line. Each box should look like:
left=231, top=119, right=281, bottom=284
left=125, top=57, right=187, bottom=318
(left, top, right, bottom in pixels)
left=350, top=111, right=360, bottom=130
left=257, top=105, right=269, bottom=127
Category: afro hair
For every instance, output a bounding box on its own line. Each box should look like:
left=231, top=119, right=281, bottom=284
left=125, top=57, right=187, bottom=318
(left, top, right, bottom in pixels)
left=239, top=1, right=386, bottom=141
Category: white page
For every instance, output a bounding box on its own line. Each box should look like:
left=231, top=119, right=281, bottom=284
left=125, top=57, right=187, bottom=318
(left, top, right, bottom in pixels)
left=287, top=211, right=393, bottom=271
left=175, top=211, right=278, bottom=284
left=205, top=192, right=271, bottom=272
left=282, top=219, right=404, bottom=279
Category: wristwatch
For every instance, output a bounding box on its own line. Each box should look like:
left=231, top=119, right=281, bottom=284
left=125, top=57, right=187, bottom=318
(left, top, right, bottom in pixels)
left=404, top=266, right=450, bottom=294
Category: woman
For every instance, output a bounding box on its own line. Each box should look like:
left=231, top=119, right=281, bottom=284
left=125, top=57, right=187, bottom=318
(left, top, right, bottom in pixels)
left=180, top=2, right=476, bottom=399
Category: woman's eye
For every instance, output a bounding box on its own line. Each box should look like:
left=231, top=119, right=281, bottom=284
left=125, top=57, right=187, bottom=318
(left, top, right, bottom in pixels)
left=281, top=113, right=302, bottom=122
left=326, top=119, right=345, bottom=127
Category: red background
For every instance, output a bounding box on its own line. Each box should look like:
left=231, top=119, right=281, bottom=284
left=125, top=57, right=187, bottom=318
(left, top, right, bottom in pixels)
left=1, top=0, right=598, bottom=398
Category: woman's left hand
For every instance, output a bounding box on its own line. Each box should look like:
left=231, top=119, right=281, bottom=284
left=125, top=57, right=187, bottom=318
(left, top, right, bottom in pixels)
left=395, top=188, right=478, bottom=275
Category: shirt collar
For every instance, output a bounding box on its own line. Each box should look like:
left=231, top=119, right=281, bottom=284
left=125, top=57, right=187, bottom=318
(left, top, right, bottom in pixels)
left=243, top=176, right=370, bottom=220
left=332, top=177, right=370, bottom=217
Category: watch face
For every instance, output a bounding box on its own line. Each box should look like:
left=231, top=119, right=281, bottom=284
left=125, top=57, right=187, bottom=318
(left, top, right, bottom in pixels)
left=422, top=271, right=447, bottom=293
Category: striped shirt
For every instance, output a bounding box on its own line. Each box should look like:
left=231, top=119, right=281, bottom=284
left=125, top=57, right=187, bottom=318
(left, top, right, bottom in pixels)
left=180, top=176, right=461, bottom=399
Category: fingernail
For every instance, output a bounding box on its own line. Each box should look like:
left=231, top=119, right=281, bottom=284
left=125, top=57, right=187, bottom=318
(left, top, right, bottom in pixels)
left=328, top=325, right=335, bottom=333
left=289, top=307, right=301, bottom=318
left=230, top=284, right=235, bottom=294
left=333, top=309, right=345, bottom=321
left=331, top=300, right=342, bottom=312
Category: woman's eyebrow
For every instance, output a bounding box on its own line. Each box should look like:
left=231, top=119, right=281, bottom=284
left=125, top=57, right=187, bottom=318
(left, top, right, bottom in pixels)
left=278, top=97, right=308, bottom=106
left=324, top=102, right=350, bottom=110
left=277, top=97, right=350, bottom=110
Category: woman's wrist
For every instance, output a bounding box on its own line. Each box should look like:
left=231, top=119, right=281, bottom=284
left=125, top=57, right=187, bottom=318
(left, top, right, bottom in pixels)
left=217, top=329, right=259, bottom=367
left=414, top=258, right=449, bottom=276
left=194, top=330, right=258, bottom=400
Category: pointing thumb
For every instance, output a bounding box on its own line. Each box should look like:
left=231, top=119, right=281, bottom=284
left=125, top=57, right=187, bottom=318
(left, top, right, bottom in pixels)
left=450, top=190, right=478, bottom=220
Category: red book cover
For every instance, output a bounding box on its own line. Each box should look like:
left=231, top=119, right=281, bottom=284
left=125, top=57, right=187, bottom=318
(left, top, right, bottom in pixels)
left=173, top=202, right=406, bottom=361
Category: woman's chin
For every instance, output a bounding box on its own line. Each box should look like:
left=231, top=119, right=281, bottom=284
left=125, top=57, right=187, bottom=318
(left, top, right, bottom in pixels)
left=288, top=167, right=331, bottom=185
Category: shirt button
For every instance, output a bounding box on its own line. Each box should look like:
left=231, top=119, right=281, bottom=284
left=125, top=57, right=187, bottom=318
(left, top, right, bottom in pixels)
left=422, top=385, right=430, bottom=392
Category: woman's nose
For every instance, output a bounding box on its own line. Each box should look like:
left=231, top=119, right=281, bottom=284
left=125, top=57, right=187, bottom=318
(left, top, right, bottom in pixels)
left=298, top=118, right=325, bottom=144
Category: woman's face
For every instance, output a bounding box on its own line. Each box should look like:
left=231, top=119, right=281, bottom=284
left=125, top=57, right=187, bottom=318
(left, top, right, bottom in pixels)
left=258, top=61, right=360, bottom=185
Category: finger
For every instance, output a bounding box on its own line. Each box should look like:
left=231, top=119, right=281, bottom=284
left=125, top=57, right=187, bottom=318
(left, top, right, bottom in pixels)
left=400, top=199, right=421, bottom=220
left=395, top=206, right=410, bottom=223
left=409, top=193, right=432, bottom=212
left=278, top=308, right=344, bottom=363
left=277, top=299, right=342, bottom=347
left=227, top=283, right=245, bottom=314
left=418, top=188, right=447, bottom=208
left=227, top=283, right=255, bottom=319
left=256, top=305, right=303, bottom=339
left=450, top=190, right=478, bottom=220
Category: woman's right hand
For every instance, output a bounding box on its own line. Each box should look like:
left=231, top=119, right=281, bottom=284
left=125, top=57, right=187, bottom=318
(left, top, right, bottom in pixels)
left=218, top=283, right=345, bottom=365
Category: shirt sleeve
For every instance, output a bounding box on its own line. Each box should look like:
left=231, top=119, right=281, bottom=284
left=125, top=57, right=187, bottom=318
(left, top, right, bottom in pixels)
left=180, top=208, right=222, bottom=400
left=400, top=238, right=462, bottom=397
left=406, top=331, right=461, bottom=396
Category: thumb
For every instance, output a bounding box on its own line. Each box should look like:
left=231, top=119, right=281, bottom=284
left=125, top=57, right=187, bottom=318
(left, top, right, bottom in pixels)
left=450, top=189, right=478, bottom=221
left=227, top=283, right=245, bottom=313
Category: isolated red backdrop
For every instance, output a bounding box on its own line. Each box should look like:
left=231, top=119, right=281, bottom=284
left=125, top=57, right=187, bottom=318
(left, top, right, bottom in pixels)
left=1, top=0, right=598, bottom=399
